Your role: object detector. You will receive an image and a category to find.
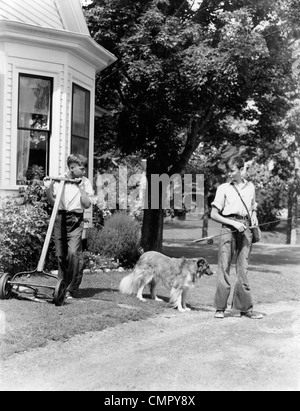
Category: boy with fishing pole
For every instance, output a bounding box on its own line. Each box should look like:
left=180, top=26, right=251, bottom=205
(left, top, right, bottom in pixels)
left=210, top=156, right=264, bottom=320
left=44, top=154, right=95, bottom=299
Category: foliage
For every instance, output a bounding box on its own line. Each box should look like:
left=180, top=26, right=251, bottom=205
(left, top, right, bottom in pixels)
left=86, top=212, right=142, bottom=267
left=94, top=152, right=146, bottom=223
left=83, top=251, right=120, bottom=272
left=84, top=0, right=299, bottom=249
left=25, top=165, right=45, bottom=181
left=0, top=183, right=56, bottom=274
left=246, top=163, right=286, bottom=231
left=92, top=204, right=112, bottom=229
left=0, top=198, right=55, bottom=274
left=85, top=0, right=296, bottom=163
left=18, top=180, right=53, bottom=215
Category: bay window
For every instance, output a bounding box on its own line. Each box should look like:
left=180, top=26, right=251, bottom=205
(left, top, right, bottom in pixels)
left=17, top=75, right=52, bottom=184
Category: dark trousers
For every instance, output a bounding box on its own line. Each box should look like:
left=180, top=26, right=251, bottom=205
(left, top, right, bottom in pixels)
left=54, top=212, right=84, bottom=295
left=214, top=224, right=253, bottom=313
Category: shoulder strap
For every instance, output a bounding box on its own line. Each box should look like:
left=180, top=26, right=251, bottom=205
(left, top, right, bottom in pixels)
left=231, top=183, right=252, bottom=220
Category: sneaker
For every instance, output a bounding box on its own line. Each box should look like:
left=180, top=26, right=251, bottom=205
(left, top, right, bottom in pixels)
left=241, top=311, right=264, bottom=320
left=66, top=291, right=74, bottom=300
left=214, top=310, right=225, bottom=319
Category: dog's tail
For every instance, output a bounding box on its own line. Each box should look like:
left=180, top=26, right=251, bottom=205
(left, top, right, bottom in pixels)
left=119, top=272, right=138, bottom=295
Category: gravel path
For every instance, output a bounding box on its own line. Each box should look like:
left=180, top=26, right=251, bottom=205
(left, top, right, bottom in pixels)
left=1, top=300, right=299, bottom=391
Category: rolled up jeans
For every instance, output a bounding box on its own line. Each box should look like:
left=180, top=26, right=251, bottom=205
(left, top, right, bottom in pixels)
left=54, top=211, right=84, bottom=295
left=214, top=223, right=253, bottom=313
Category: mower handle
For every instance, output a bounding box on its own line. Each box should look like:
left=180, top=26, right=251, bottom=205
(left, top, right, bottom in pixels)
left=44, top=177, right=82, bottom=184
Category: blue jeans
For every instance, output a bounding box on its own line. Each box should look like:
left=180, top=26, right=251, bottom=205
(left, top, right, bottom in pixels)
left=214, top=224, right=253, bottom=312
left=54, top=212, right=84, bottom=296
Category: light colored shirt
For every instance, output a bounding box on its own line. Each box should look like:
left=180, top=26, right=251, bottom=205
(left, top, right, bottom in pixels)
left=53, top=175, right=95, bottom=213
left=211, top=180, right=257, bottom=217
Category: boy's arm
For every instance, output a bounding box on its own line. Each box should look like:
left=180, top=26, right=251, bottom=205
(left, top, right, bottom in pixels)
left=78, top=179, right=93, bottom=209
left=211, top=206, right=247, bottom=233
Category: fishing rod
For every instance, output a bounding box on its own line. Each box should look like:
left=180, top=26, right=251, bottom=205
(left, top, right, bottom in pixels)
left=193, top=216, right=299, bottom=244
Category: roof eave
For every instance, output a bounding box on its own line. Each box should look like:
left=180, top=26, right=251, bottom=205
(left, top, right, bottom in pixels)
left=0, top=20, right=117, bottom=71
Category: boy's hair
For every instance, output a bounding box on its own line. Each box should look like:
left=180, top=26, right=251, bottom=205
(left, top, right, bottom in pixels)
left=67, top=154, right=88, bottom=168
left=227, top=156, right=245, bottom=170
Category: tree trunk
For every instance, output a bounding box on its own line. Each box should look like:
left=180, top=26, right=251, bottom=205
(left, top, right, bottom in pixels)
left=141, top=208, right=164, bottom=252
left=286, top=186, right=298, bottom=245
left=202, top=193, right=209, bottom=239
left=141, top=160, right=166, bottom=252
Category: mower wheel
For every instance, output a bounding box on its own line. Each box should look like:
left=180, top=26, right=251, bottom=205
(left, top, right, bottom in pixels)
left=53, top=279, right=67, bottom=306
left=0, top=273, right=13, bottom=300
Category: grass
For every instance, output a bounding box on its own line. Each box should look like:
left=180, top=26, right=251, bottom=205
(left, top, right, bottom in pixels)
left=1, top=216, right=299, bottom=360
left=0, top=271, right=166, bottom=360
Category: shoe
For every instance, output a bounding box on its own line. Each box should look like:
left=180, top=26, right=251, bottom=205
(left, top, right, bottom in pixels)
left=66, top=291, right=74, bottom=300
left=214, top=310, right=225, bottom=319
left=241, top=311, right=264, bottom=320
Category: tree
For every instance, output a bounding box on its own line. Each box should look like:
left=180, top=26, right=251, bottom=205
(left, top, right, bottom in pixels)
left=273, top=97, right=300, bottom=244
left=84, top=0, right=297, bottom=251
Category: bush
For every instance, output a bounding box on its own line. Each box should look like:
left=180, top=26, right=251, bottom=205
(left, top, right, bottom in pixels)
left=87, top=212, right=142, bottom=268
left=83, top=252, right=120, bottom=272
left=0, top=185, right=56, bottom=275
left=18, top=180, right=51, bottom=214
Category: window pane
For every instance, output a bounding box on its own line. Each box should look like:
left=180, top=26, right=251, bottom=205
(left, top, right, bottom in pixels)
left=71, top=136, right=89, bottom=160
left=18, top=76, right=51, bottom=131
left=72, top=85, right=90, bottom=138
left=17, top=130, right=48, bottom=184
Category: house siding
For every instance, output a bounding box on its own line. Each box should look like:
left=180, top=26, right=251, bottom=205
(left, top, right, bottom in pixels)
left=0, top=0, right=116, bottom=199
left=3, top=63, right=13, bottom=187
left=59, top=69, right=66, bottom=176
left=57, top=69, right=69, bottom=177
left=0, top=0, right=64, bottom=30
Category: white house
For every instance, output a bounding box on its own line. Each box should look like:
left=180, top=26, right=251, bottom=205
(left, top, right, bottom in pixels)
left=0, top=0, right=116, bottom=198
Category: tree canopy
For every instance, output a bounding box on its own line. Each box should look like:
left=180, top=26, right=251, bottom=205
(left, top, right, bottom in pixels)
left=84, top=0, right=300, bottom=249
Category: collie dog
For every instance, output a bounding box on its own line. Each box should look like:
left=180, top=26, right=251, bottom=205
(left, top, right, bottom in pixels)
left=119, top=251, right=214, bottom=312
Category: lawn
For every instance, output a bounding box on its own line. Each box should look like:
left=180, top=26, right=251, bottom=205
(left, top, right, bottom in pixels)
left=0, top=271, right=167, bottom=360
left=1, top=216, right=299, bottom=360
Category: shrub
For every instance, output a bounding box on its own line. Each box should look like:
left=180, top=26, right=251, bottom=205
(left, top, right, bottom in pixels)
left=0, top=185, right=56, bottom=275
left=83, top=252, right=120, bottom=272
left=87, top=212, right=142, bottom=267
left=92, top=204, right=112, bottom=229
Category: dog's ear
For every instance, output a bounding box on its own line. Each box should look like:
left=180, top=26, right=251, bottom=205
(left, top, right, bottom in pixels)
left=197, top=258, right=206, bottom=269
left=195, top=258, right=204, bottom=279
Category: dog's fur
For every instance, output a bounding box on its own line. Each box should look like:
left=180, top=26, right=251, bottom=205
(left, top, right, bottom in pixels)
left=119, top=251, right=214, bottom=312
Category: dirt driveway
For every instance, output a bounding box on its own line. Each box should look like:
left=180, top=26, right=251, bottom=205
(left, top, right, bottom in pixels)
left=1, top=299, right=299, bottom=391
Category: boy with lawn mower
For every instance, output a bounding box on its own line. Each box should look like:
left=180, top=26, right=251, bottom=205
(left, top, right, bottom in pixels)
left=44, top=154, right=95, bottom=299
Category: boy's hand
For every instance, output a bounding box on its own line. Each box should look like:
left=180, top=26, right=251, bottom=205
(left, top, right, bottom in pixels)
left=43, top=177, right=54, bottom=190
left=232, top=221, right=247, bottom=233
left=76, top=179, right=84, bottom=190
left=251, top=212, right=258, bottom=227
